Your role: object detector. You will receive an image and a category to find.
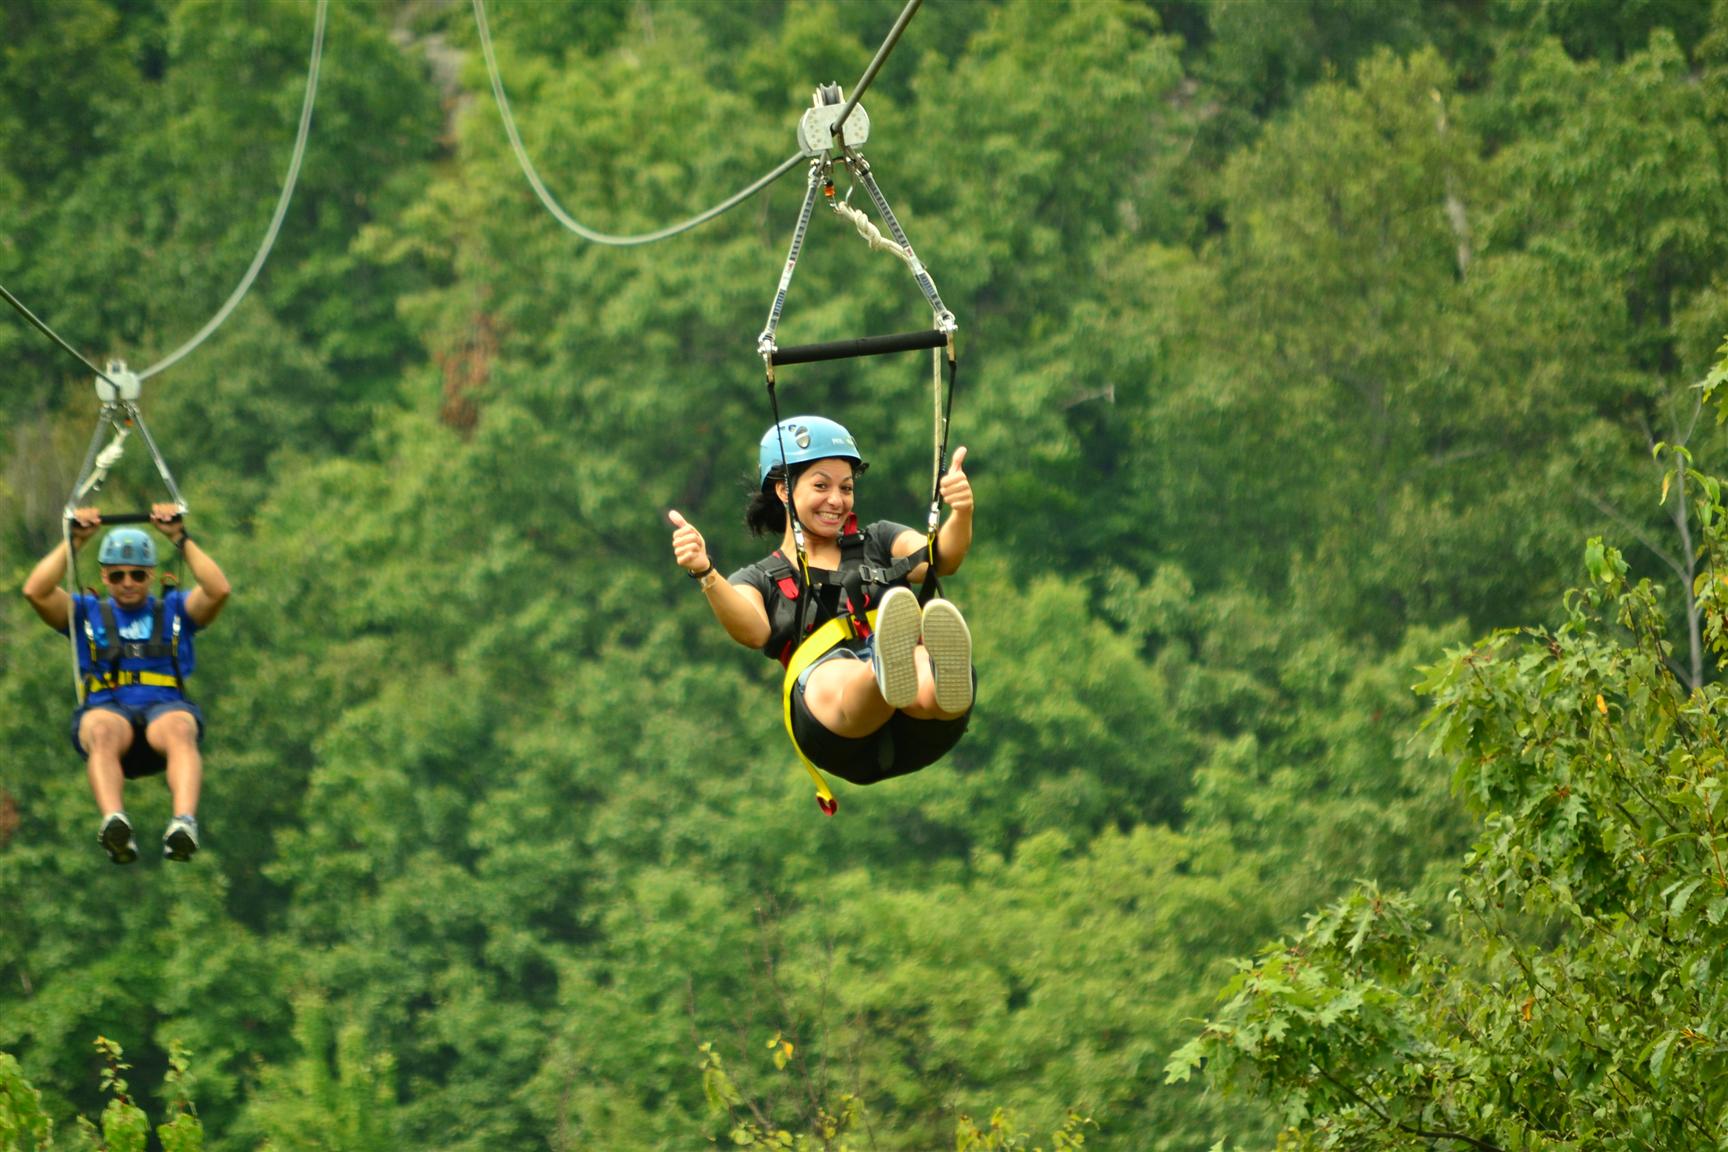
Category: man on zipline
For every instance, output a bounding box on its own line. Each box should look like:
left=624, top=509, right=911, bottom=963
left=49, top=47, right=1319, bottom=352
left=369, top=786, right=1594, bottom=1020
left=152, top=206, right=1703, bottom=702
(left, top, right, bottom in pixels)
left=22, top=504, right=231, bottom=864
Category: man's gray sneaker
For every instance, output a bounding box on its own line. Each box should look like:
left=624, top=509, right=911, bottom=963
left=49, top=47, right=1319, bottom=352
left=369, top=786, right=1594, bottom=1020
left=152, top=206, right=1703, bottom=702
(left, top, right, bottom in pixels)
left=99, top=812, right=138, bottom=865
left=871, top=586, right=923, bottom=710
left=163, top=814, right=199, bottom=862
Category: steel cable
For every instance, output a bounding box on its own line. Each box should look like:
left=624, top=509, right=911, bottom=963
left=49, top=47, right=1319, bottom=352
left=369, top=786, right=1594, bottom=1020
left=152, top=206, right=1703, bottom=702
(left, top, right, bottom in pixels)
left=0, top=282, right=118, bottom=387
left=472, top=0, right=805, bottom=246
left=830, top=0, right=923, bottom=142
left=139, top=0, right=327, bottom=380
left=0, top=1, right=325, bottom=389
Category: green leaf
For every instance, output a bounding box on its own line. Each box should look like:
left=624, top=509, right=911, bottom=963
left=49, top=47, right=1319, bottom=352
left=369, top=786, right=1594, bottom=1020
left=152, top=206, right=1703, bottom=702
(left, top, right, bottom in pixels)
left=1667, top=877, right=1704, bottom=920
left=1649, top=1032, right=1677, bottom=1084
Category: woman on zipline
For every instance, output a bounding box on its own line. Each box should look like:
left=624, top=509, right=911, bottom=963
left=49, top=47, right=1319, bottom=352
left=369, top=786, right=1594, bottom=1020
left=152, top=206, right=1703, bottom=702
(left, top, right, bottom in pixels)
left=669, top=416, right=975, bottom=787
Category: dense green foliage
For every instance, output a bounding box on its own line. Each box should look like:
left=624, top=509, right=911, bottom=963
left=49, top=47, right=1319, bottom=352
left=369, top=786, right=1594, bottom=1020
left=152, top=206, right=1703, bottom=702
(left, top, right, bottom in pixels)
left=1171, top=354, right=1728, bottom=1147
left=3, top=1, right=1726, bottom=1148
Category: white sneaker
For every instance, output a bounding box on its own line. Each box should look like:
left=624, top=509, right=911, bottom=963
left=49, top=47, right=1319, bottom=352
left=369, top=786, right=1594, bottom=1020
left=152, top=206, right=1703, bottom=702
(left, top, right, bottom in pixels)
left=920, top=599, right=973, bottom=714
left=163, top=814, right=200, bottom=862
left=871, top=587, right=922, bottom=709
left=98, top=811, right=138, bottom=865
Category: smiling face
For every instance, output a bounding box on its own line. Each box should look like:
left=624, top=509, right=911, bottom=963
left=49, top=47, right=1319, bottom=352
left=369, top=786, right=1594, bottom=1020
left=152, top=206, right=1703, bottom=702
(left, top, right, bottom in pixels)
left=101, top=565, right=154, bottom=608
left=780, top=457, right=857, bottom=541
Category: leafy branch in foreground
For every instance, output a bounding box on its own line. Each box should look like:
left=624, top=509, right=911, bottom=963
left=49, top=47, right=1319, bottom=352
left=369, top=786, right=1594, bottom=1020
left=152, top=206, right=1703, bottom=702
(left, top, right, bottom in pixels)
left=698, top=1037, right=1095, bottom=1152
left=0, top=1038, right=203, bottom=1152
left=1, top=1051, right=56, bottom=1151
left=1169, top=337, right=1728, bottom=1150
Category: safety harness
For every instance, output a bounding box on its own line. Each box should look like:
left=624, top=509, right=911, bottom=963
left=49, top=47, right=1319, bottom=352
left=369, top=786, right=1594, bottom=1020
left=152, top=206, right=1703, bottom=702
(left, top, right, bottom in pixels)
left=81, top=594, right=185, bottom=699
left=759, top=521, right=933, bottom=666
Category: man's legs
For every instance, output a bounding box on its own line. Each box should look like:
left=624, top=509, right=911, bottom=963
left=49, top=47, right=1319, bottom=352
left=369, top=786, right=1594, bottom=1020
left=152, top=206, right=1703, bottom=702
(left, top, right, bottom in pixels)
left=147, top=708, right=202, bottom=861
left=78, top=708, right=139, bottom=863
left=78, top=708, right=134, bottom=816
left=146, top=709, right=201, bottom=819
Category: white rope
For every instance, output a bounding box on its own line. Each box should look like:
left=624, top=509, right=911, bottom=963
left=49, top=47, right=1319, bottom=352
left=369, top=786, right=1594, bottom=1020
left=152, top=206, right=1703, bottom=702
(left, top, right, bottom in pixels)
left=139, top=0, right=326, bottom=380
left=62, top=515, right=83, bottom=702
left=833, top=200, right=911, bottom=262
left=75, top=428, right=129, bottom=502
left=928, top=345, right=942, bottom=533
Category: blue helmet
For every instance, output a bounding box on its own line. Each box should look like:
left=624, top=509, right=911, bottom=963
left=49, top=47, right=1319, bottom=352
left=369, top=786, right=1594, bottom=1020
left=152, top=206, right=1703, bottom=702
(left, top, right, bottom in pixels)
left=97, top=527, right=157, bottom=567
left=756, top=416, right=866, bottom=490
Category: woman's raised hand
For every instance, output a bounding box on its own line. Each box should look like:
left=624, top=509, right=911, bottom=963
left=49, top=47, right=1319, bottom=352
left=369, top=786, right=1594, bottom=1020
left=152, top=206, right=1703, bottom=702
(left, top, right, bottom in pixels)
left=667, top=509, right=711, bottom=575
left=939, top=446, right=972, bottom=513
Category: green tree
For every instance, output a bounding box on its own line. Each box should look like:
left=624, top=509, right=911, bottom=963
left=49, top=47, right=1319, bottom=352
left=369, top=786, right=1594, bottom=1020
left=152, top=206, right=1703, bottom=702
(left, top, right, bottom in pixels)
left=80, top=1037, right=153, bottom=1152
left=0, top=1051, right=56, bottom=1151
left=0, top=1039, right=201, bottom=1152
left=1172, top=356, right=1728, bottom=1146
left=238, top=994, right=397, bottom=1152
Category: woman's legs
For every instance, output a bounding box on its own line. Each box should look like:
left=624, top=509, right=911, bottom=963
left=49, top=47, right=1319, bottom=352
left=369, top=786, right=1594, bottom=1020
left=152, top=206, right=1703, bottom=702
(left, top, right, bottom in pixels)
left=803, top=595, right=974, bottom=735
left=804, top=645, right=971, bottom=733
left=899, top=646, right=968, bottom=721
left=803, top=658, right=896, bottom=738
left=916, top=599, right=973, bottom=716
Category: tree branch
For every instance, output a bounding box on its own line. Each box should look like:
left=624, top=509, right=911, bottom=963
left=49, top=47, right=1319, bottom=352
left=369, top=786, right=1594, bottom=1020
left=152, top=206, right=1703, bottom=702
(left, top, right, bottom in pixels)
left=1311, top=1060, right=1510, bottom=1152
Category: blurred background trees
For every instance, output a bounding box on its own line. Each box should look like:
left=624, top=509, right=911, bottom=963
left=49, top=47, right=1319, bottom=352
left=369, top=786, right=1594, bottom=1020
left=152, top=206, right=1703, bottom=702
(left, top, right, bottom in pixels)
left=4, top=1, right=1727, bottom=1148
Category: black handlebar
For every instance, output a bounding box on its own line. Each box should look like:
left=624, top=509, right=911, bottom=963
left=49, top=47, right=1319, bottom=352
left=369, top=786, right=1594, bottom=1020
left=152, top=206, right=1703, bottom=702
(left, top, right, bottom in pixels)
left=770, top=328, right=947, bottom=367
left=65, top=512, right=180, bottom=526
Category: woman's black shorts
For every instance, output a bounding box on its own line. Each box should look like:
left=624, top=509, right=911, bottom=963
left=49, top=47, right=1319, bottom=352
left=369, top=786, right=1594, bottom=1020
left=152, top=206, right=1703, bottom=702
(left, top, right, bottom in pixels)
left=790, top=672, right=974, bottom=785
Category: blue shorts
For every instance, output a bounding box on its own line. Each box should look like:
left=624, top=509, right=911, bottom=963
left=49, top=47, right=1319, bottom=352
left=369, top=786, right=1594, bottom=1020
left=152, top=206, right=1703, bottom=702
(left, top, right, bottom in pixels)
left=795, top=640, right=869, bottom=689
left=69, top=700, right=204, bottom=779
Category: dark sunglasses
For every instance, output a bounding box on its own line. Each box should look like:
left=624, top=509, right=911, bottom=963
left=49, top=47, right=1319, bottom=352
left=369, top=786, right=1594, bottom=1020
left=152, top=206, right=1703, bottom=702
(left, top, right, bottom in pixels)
left=103, top=568, right=153, bottom=585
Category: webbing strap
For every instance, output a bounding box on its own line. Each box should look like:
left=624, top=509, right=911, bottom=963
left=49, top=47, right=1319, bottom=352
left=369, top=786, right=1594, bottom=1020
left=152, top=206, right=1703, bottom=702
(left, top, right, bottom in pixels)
left=85, top=670, right=181, bottom=692
left=764, top=376, right=817, bottom=640
left=758, top=161, right=828, bottom=366
left=87, top=596, right=184, bottom=696
left=853, top=545, right=930, bottom=592
left=765, top=539, right=928, bottom=646
left=918, top=340, right=958, bottom=606
left=781, top=608, right=880, bottom=816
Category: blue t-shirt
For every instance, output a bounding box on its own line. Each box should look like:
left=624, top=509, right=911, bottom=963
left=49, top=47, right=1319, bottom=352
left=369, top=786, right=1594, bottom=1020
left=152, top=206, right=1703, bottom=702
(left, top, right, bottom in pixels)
left=67, top=590, right=198, bottom=705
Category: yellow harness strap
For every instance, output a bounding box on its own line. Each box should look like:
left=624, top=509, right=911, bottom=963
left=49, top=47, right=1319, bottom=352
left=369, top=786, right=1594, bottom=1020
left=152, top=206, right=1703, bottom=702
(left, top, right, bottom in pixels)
left=85, top=670, right=181, bottom=693
left=781, top=608, right=879, bottom=816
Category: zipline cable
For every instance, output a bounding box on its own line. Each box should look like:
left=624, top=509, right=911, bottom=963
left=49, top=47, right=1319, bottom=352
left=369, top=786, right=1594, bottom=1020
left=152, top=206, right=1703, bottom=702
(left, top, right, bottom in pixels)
left=830, top=0, right=922, bottom=143
left=472, top=0, right=805, bottom=246
left=139, top=0, right=327, bottom=381
left=0, top=283, right=122, bottom=389
left=0, top=0, right=325, bottom=389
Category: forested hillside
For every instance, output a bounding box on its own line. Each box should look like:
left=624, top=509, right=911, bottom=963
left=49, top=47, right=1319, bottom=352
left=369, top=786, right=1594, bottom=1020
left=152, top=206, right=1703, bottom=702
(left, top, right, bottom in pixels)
left=3, top=1, right=1727, bottom=1149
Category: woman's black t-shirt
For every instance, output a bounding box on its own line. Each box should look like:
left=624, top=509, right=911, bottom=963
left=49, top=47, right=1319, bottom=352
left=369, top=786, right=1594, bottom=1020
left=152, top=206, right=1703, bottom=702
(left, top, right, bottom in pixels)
left=729, top=519, right=915, bottom=661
